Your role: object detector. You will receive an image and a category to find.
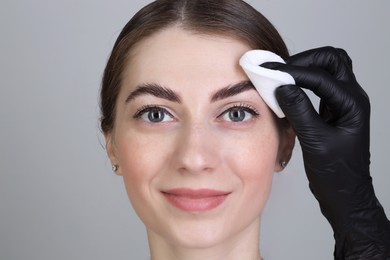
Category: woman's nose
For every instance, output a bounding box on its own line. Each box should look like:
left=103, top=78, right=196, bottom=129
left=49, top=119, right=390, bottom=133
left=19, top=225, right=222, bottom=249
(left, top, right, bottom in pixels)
left=173, top=123, right=221, bottom=175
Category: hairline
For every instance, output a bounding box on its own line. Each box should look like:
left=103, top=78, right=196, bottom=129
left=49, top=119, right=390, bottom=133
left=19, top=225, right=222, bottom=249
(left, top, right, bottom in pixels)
left=125, top=22, right=256, bottom=61
left=100, top=0, right=289, bottom=134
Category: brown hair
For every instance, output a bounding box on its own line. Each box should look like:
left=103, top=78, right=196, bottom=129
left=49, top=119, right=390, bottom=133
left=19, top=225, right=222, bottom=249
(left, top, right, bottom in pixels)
left=100, top=0, right=288, bottom=134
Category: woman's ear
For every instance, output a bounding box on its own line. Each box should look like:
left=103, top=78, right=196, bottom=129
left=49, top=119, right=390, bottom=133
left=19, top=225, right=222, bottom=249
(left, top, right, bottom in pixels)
left=105, top=133, right=122, bottom=175
left=275, top=123, right=296, bottom=172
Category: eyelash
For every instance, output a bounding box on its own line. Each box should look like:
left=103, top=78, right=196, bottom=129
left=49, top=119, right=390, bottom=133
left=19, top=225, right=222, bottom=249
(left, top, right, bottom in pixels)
left=132, top=103, right=260, bottom=122
left=218, top=103, right=260, bottom=119
left=133, top=105, right=173, bottom=119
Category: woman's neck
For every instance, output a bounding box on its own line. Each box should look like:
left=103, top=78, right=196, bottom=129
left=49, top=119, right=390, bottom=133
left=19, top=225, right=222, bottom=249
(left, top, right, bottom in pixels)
left=147, top=219, right=262, bottom=260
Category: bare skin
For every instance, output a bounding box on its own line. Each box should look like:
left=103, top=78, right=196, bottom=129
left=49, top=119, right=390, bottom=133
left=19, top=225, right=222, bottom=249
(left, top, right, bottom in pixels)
left=106, top=26, right=294, bottom=260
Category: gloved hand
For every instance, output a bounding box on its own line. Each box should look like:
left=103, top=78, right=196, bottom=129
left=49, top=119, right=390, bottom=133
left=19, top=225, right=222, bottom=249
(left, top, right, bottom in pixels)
left=262, top=47, right=390, bottom=259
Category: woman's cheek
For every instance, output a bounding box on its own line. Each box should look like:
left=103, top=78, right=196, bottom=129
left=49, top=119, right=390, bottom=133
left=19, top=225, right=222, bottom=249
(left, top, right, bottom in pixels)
left=117, top=131, right=173, bottom=184
left=118, top=137, right=158, bottom=212
left=244, top=136, right=278, bottom=201
left=233, top=131, right=278, bottom=191
left=229, top=128, right=279, bottom=171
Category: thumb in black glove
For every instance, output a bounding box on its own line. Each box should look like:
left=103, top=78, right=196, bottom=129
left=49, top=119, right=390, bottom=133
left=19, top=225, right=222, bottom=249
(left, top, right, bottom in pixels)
left=263, top=46, right=390, bottom=259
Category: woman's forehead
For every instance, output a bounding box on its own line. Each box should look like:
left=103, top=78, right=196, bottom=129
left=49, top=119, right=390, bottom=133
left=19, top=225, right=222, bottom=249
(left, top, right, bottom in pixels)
left=123, top=26, right=251, bottom=91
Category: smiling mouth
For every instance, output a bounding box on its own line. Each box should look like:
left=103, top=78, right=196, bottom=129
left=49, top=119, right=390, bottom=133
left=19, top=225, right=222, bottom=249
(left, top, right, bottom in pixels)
left=161, top=188, right=231, bottom=212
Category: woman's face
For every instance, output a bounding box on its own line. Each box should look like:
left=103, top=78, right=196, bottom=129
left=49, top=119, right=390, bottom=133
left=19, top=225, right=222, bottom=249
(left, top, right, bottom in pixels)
left=106, top=26, right=293, bottom=249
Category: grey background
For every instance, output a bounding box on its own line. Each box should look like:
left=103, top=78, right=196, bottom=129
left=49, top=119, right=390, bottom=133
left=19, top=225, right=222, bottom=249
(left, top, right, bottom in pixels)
left=1, top=1, right=389, bottom=259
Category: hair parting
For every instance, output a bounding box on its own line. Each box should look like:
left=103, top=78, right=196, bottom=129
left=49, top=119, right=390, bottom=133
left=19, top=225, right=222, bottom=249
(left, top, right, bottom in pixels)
left=100, top=0, right=289, bottom=134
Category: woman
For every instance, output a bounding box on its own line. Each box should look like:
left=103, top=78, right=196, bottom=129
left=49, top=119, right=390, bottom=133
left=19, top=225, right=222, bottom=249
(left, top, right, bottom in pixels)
left=100, top=0, right=390, bottom=259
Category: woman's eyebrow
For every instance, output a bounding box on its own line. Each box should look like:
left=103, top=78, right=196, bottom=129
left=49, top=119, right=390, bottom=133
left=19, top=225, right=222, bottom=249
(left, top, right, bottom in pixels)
left=125, top=83, right=181, bottom=103
left=210, top=80, right=255, bottom=102
left=125, top=80, right=255, bottom=103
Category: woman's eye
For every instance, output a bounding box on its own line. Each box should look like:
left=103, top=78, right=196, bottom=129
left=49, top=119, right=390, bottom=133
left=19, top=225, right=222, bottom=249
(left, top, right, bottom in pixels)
left=134, top=106, right=174, bottom=123
left=220, top=106, right=259, bottom=122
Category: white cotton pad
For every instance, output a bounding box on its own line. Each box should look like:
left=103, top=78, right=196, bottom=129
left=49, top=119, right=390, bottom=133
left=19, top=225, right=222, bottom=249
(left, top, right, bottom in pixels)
left=239, top=50, right=295, bottom=118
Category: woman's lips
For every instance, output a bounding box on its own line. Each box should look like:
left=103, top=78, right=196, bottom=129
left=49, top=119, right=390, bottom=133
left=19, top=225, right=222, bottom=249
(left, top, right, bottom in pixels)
left=162, top=188, right=230, bottom=212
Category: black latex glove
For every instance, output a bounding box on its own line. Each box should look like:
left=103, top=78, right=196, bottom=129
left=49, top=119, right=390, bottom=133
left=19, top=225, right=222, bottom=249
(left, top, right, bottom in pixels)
left=262, top=47, right=390, bottom=259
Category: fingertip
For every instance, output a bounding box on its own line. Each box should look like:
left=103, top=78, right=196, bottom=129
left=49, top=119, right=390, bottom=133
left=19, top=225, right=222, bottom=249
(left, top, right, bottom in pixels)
left=260, top=61, right=285, bottom=70
left=335, top=48, right=353, bottom=70
left=275, top=85, right=323, bottom=135
left=275, top=85, right=305, bottom=107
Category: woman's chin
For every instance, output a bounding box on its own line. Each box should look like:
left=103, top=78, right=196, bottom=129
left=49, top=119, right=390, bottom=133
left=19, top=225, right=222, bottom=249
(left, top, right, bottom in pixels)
left=147, top=220, right=231, bottom=250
